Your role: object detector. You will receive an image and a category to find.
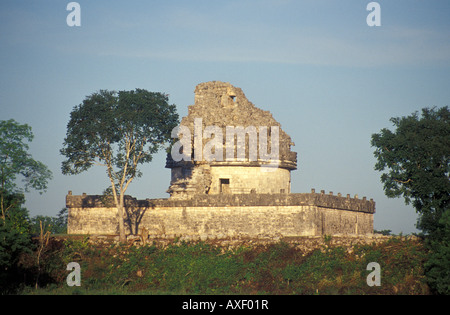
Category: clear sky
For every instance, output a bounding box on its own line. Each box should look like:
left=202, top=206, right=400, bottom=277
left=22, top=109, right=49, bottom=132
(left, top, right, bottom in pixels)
left=1, top=0, right=450, bottom=234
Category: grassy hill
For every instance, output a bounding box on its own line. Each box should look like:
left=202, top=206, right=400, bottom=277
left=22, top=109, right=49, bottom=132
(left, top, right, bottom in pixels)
left=14, top=235, right=430, bottom=295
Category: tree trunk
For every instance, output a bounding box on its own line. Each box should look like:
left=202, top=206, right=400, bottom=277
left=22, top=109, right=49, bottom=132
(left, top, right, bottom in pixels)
left=117, top=195, right=126, bottom=243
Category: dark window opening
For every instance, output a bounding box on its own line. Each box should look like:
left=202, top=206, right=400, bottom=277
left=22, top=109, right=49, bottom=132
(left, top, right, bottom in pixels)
left=220, top=178, right=230, bottom=194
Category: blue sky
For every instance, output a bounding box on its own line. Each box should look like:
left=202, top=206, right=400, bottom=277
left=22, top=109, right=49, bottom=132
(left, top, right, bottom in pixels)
left=1, top=0, right=450, bottom=234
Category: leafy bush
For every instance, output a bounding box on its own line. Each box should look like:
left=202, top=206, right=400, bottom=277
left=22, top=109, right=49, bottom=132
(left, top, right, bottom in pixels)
left=30, top=208, right=68, bottom=235
left=424, top=210, right=450, bottom=294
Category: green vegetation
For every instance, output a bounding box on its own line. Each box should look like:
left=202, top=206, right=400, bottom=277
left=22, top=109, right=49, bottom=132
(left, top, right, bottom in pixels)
left=371, top=107, right=449, bottom=237
left=60, top=89, right=179, bottom=242
left=10, top=237, right=430, bottom=295
left=371, top=106, right=450, bottom=294
left=1, top=107, right=448, bottom=295
left=0, top=119, right=54, bottom=293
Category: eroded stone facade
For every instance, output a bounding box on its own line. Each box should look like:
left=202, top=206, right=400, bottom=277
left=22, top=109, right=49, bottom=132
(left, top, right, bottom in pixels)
left=166, top=81, right=297, bottom=199
left=66, top=81, right=376, bottom=238
left=67, top=191, right=375, bottom=237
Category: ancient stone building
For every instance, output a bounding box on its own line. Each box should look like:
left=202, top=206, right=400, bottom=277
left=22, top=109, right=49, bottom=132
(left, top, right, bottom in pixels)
left=66, top=81, right=375, bottom=238
left=166, top=81, right=297, bottom=199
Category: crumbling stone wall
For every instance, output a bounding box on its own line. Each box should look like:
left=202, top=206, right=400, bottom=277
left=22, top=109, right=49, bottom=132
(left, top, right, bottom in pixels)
left=166, top=81, right=297, bottom=199
left=65, top=81, right=377, bottom=242
left=67, top=190, right=375, bottom=237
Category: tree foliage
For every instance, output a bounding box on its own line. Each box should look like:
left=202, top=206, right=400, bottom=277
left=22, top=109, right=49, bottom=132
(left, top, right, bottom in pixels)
left=0, top=119, right=52, bottom=219
left=60, top=89, right=179, bottom=241
left=424, top=209, right=450, bottom=294
left=371, top=106, right=450, bottom=294
left=0, top=119, right=52, bottom=287
left=371, top=106, right=450, bottom=234
left=30, top=208, right=68, bottom=235
left=0, top=191, right=31, bottom=267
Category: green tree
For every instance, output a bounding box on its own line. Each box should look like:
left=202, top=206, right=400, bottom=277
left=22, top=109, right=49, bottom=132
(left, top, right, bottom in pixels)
left=0, top=192, right=31, bottom=266
left=371, top=107, right=450, bottom=294
left=371, top=107, right=450, bottom=235
left=60, top=89, right=179, bottom=242
left=424, top=209, right=450, bottom=294
left=30, top=208, right=68, bottom=235
left=0, top=119, right=52, bottom=221
left=0, top=119, right=52, bottom=291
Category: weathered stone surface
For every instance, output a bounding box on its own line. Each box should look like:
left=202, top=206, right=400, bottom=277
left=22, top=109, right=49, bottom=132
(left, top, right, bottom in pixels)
left=66, top=81, right=376, bottom=240
left=67, top=192, right=374, bottom=237
left=67, top=191, right=375, bottom=213
left=166, top=81, right=297, bottom=199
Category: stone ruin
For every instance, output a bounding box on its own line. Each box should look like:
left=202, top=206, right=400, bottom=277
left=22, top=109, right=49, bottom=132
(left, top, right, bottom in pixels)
left=166, top=81, right=297, bottom=199
left=66, top=81, right=375, bottom=239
